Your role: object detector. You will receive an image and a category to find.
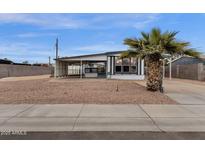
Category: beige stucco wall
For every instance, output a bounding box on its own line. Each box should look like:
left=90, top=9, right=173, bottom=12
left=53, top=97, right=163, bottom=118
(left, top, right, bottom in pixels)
left=165, top=63, right=205, bottom=81
left=0, top=64, right=52, bottom=78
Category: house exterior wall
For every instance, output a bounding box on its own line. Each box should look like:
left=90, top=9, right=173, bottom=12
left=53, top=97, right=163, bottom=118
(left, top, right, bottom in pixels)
left=110, top=74, right=145, bottom=80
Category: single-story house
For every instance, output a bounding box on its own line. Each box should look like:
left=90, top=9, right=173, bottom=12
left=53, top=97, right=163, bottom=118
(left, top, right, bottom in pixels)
left=54, top=51, right=145, bottom=80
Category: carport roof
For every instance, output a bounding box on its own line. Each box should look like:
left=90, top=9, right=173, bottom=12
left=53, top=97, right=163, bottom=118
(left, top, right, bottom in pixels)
left=54, top=50, right=126, bottom=60
left=171, top=56, right=205, bottom=65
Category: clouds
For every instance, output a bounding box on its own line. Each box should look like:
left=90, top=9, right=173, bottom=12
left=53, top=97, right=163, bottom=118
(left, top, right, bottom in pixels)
left=0, top=13, right=160, bottom=63
left=133, top=14, right=159, bottom=29
left=0, top=41, right=54, bottom=63
left=16, top=32, right=58, bottom=38
left=0, top=14, right=85, bottom=29
left=0, top=13, right=159, bottom=30
left=66, top=41, right=127, bottom=55
left=87, top=14, right=159, bottom=29
left=0, top=41, right=126, bottom=63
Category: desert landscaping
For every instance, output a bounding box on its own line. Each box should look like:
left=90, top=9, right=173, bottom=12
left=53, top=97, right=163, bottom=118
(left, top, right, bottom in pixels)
left=0, top=76, right=176, bottom=104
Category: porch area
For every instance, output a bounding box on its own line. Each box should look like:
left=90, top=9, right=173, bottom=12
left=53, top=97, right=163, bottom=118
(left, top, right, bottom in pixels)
left=107, top=56, right=145, bottom=80
left=54, top=59, right=106, bottom=78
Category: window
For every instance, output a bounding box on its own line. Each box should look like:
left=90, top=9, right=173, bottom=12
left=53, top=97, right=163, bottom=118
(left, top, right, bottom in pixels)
left=85, top=68, right=90, bottom=73
left=91, top=68, right=97, bottom=73
left=130, top=66, right=136, bottom=73
left=115, top=66, right=121, bottom=72
left=122, top=58, right=130, bottom=65
left=131, top=57, right=137, bottom=66
left=85, top=68, right=97, bottom=73
left=98, top=67, right=105, bottom=73
left=115, top=57, right=122, bottom=65
left=114, top=56, right=139, bottom=74
left=123, top=66, right=129, bottom=72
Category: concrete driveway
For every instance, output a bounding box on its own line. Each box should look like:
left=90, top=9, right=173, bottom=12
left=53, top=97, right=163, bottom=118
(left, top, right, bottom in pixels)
left=136, top=78, right=205, bottom=105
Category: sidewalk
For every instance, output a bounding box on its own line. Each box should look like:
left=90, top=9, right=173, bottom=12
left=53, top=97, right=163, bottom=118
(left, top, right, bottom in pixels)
left=0, top=104, right=205, bottom=132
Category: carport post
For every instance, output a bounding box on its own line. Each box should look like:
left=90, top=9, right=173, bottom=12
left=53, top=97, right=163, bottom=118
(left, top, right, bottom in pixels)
left=169, top=58, right=172, bottom=80
left=163, top=59, right=165, bottom=79
left=80, top=59, right=83, bottom=79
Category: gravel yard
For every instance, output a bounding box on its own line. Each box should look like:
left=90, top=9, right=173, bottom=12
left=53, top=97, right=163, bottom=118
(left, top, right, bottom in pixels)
left=0, top=77, right=176, bottom=104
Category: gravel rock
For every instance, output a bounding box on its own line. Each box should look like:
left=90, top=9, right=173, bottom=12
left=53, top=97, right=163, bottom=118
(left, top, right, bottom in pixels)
left=0, top=78, right=176, bottom=104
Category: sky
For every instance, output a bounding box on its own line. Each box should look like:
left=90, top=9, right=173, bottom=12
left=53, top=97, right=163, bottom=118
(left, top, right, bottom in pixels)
left=0, top=13, right=205, bottom=63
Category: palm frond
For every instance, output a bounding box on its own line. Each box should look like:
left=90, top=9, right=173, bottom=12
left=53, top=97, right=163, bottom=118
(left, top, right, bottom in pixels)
left=122, top=27, right=200, bottom=60
left=184, top=49, right=201, bottom=58
left=120, top=50, right=139, bottom=58
left=124, top=38, right=140, bottom=48
left=141, top=32, right=149, bottom=41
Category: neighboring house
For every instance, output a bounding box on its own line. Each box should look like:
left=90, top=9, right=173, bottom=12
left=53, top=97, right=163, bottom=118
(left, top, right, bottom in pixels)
left=54, top=51, right=145, bottom=80
left=165, top=56, right=205, bottom=81
left=0, top=59, right=13, bottom=64
left=0, top=59, right=31, bottom=66
left=33, top=63, right=50, bottom=67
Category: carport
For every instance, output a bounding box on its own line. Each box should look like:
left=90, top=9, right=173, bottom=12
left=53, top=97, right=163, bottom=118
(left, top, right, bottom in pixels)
left=54, top=53, right=107, bottom=78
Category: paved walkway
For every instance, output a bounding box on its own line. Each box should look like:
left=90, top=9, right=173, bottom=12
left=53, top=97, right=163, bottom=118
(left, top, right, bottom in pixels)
left=1, top=104, right=205, bottom=132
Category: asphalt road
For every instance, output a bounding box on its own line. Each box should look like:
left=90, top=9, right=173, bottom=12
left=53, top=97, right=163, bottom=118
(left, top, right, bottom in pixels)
left=1, top=131, right=205, bottom=140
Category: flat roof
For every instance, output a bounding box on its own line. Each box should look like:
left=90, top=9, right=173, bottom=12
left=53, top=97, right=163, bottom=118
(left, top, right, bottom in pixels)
left=55, top=50, right=126, bottom=60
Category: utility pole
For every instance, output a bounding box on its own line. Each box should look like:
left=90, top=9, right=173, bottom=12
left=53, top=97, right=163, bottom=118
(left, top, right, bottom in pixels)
left=48, top=56, right=51, bottom=66
left=54, top=38, right=59, bottom=78
left=55, top=38, right=59, bottom=59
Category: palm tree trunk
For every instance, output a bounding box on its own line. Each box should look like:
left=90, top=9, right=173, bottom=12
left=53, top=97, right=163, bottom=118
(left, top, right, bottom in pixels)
left=146, top=56, right=162, bottom=91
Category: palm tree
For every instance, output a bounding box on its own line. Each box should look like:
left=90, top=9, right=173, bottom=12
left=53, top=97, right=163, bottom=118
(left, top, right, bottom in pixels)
left=121, top=28, right=200, bottom=91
